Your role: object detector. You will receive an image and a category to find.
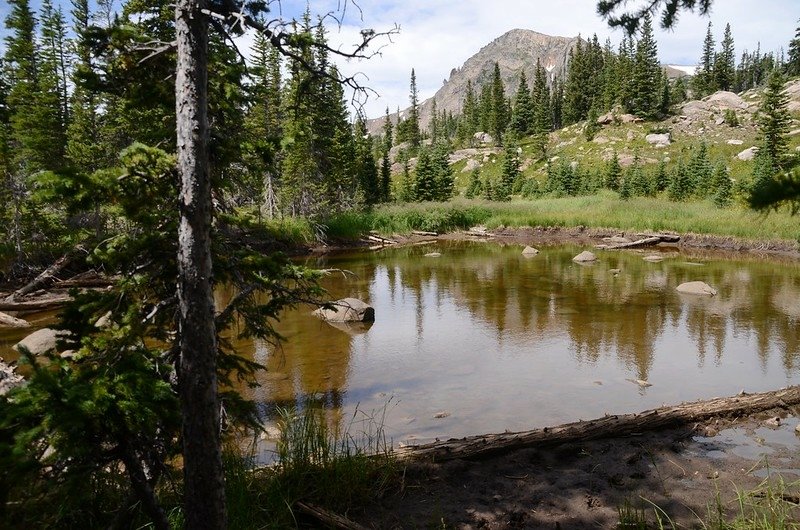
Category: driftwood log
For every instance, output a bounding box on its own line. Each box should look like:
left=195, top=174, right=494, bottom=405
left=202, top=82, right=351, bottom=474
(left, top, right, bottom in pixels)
left=0, top=311, right=30, bottom=327
left=0, top=294, right=73, bottom=312
left=606, top=236, right=663, bottom=249
left=3, top=249, right=83, bottom=303
left=411, top=230, right=438, bottom=237
left=295, top=502, right=370, bottom=530
left=399, top=386, right=800, bottom=462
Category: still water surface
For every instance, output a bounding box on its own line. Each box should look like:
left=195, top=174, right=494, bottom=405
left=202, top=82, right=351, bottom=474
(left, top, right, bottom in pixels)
left=229, top=241, right=800, bottom=455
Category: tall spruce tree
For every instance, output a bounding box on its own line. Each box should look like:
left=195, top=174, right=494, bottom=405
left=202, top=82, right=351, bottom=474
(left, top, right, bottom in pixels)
left=407, top=68, right=421, bottom=149
left=489, top=62, right=508, bottom=143
left=757, top=69, right=791, bottom=166
left=713, top=23, right=735, bottom=91
left=693, top=22, right=716, bottom=97
left=787, top=20, right=800, bottom=76
left=630, top=14, right=660, bottom=119
left=509, top=70, right=534, bottom=136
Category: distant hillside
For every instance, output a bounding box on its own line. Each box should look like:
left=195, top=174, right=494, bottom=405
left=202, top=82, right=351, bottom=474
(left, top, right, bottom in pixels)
left=368, top=29, right=579, bottom=134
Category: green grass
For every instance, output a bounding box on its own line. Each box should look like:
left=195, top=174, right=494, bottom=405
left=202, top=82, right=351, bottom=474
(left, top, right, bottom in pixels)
left=218, top=403, right=397, bottom=529
left=318, top=194, right=800, bottom=244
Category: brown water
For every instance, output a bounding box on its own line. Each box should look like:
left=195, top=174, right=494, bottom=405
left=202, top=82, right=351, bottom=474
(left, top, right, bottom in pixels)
left=3, top=242, right=800, bottom=461
left=227, top=241, right=800, bottom=459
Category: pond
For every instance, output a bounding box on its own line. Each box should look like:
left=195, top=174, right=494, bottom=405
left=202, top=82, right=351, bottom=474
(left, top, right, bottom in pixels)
left=2, top=241, right=799, bottom=461
left=228, top=241, right=800, bottom=459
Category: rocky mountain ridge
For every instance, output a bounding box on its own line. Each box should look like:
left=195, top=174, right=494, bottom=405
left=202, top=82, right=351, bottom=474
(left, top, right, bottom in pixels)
left=367, top=28, right=579, bottom=134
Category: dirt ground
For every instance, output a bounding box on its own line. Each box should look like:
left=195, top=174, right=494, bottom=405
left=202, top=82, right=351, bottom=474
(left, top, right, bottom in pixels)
left=351, top=408, right=800, bottom=529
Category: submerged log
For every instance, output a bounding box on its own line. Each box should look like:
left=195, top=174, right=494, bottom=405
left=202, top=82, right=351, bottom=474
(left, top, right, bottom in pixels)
left=399, top=386, right=800, bottom=462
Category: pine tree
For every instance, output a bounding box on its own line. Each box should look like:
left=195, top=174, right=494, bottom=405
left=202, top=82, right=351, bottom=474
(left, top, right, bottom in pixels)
left=379, top=149, right=391, bottom=202
left=630, top=14, right=661, bottom=120
left=667, top=160, right=692, bottom=201
left=465, top=166, right=482, bottom=199
left=713, top=23, right=735, bottom=91
left=39, top=0, right=69, bottom=142
left=563, top=40, right=585, bottom=124
left=604, top=151, right=622, bottom=191
left=497, top=139, right=520, bottom=200
left=757, top=69, right=791, bottom=166
left=787, top=20, right=800, bottom=76
left=489, top=62, right=508, bottom=143
left=407, top=68, right=421, bottom=149
left=585, top=107, right=599, bottom=141
left=693, top=22, right=716, bottom=97
left=654, top=159, right=668, bottom=192
left=550, top=77, right=563, bottom=130
left=689, top=143, right=713, bottom=197
left=671, top=76, right=687, bottom=105
left=459, top=79, right=479, bottom=143
left=509, top=70, right=534, bottom=136
left=659, top=69, right=671, bottom=117
left=431, top=143, right=454, bottom=201
left=711, top=162, right=732, bottom=207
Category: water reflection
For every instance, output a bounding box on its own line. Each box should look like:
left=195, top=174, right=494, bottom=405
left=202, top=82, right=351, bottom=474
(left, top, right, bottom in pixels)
left=230, top=242, right=800, bottom=454
left=5, top=242, right=796, bottom=456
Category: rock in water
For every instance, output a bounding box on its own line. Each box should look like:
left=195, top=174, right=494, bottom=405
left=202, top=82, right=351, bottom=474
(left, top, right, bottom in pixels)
left=424, top=252, right=442, bottom=257
left=572, top=251, right=597, bottom=263
left=13, top=328, right=69, bottom=355
left=313, top=298, right=375, bottom=322
left=676, top=281, right=717, bottom=296
left=521, top=246, right=539, bottom=256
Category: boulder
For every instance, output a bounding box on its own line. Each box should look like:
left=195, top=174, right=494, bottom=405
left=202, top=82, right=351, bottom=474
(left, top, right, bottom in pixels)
left=736, top=146, right=759, bottom=161
left=462, top=159, right=480, bottom=172
left=13, top=328, right=69, bottom=355
left=572, top=251, right=597, bottom=263
left=313, top=298, right=375, bottom=323
left=645, top=133, right=671, bottom=146
left=676, top=281, right=717, bottom=296
left=0, top=359, right=24, bottom=396
left=473, top=132, right=494, bottom=144
left=521, top=246, right=539, bottom=256
left=726, top=139, right=744, bottom=145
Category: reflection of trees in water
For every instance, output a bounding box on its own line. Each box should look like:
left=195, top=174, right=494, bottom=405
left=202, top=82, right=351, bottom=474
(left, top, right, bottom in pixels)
left=224, top=243, right=800, bottom=439
left=384, top=244, right=800, bottom=381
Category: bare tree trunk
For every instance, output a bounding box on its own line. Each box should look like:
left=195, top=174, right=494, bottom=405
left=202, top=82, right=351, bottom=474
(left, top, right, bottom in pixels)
left=174, top=0, right=226, bottom=528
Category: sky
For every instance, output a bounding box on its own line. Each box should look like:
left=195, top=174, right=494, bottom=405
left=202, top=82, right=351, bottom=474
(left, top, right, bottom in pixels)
left=307, top=0, right=799, bottom=118
left=2, top=0, right=798, bottom=119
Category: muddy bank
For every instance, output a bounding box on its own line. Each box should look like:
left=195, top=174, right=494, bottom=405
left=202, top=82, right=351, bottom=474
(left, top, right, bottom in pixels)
left=311, top=225, right=800, bottom=261
left=353, top=407, right=800, bottom=529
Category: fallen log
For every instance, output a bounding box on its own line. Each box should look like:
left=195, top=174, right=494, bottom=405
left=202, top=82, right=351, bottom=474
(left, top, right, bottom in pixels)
left=4, top=248, right=82, bottom=303
left=295, top=502, right=370, bottom=530
left=0, top=311, right=30, bottom=328
left=606, top=236, right=662, bottom=249
left=366, top=234, right=396, bottom=245
left=637, top=233, right=681, bottom=243
left=411, top=230, right=438, bottom=237
left=398, top=386, right=800, bottom=462
left=0, top=294, right=73, bottom=312
left=53, top=271, right=114, bottom=289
